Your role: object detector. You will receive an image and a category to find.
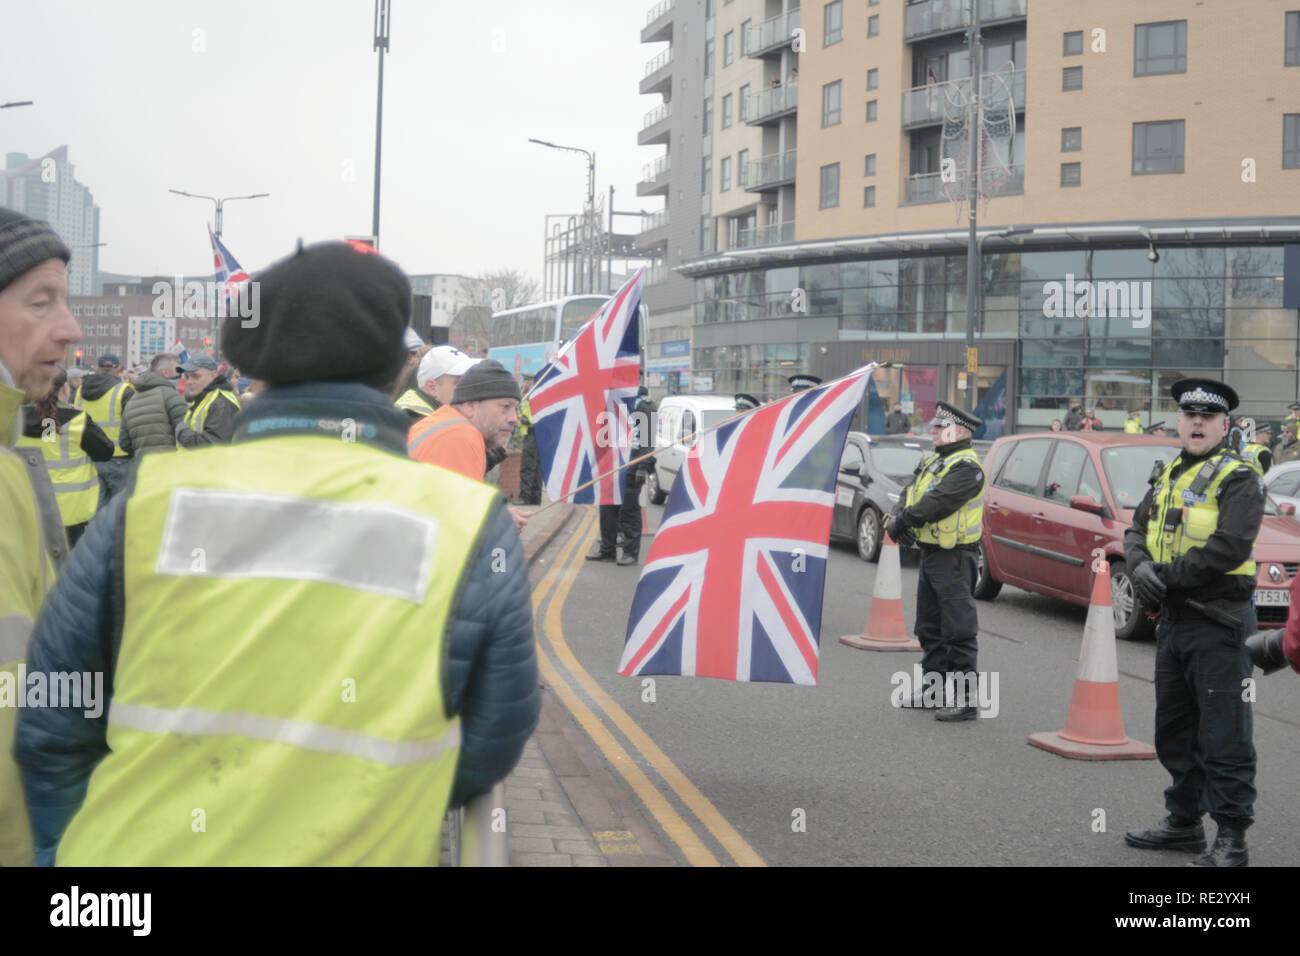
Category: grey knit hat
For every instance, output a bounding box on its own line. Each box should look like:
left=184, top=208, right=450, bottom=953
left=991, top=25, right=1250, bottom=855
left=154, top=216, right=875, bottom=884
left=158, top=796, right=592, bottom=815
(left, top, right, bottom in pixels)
left=451, top=359, right=521, bottom=404
left=0, top=207, right=71, bottom=294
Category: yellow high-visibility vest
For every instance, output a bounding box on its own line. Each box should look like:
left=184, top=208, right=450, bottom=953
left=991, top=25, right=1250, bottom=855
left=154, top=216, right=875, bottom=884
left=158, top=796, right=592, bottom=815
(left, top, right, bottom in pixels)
left=904, top=447, right=985, bottom=548
left=56, top=434, right=499, bottom=865
left=1146, top=450, right=1257, bottom=577
left=15, top=411, right=100, bottom=527
left=1125, top=419, right=1143, bottom=434
left=75, top=381, right=133, bottom=457
left=184, top=388, right=241, bottom=435
left=395, top=388, right=436, bottom=419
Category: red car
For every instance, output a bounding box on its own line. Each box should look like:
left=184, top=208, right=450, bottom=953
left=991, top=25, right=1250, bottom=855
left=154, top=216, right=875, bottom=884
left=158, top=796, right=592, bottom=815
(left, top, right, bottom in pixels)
left=976, top=431, right=1300, bottom=640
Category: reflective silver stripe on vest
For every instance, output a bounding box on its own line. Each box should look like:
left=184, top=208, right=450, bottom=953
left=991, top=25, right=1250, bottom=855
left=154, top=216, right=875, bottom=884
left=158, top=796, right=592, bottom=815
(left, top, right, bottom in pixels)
left=108, top=700, right=461, bottom=766
left=0, top=615, right=33, bottom=665
left=156, top=488, right=438, bottom=603
left=44, top=425, right=89, bottom=472
left=103, top=383, right=126, bottom=426
left=408, top=417, right=476, bottom=456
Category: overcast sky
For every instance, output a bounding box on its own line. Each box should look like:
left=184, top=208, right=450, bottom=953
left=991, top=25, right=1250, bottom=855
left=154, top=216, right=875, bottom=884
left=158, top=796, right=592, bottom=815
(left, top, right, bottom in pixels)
left=1, top=0, right=656, bottom=285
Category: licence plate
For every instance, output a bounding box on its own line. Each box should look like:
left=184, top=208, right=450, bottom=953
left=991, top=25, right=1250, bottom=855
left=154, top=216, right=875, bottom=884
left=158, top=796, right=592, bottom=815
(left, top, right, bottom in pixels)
left=1257, top=588, right=1291, bottom=606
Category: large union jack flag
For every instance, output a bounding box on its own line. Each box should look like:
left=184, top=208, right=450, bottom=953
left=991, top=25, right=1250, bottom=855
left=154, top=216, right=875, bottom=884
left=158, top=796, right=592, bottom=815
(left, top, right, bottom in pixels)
left=530, top=271, right=643, bottom=505
left=618, top=367, right=873, bottom=685
left=207, top=225, right=251, bottom=308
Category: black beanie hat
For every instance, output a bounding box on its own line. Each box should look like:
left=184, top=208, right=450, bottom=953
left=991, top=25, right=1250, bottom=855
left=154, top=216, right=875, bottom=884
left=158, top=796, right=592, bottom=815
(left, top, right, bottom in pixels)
left=221, top=241, right=410, bottom=388
left=0, top=207, right=71, bottom=294
left=452, top=359, right=521, bottom=404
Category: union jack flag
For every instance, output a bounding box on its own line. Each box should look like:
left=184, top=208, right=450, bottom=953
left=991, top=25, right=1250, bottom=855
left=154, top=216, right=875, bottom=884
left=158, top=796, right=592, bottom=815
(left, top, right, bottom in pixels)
left=618, top=367, right=873, bottom=685
left=207, top=225, right=251, bottom=307
left=530, top=271, right=643, bottom=505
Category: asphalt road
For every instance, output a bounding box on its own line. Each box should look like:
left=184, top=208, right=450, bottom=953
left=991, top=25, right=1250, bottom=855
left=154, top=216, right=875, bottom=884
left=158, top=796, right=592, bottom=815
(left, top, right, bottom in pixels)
left=538, top=503, right=1300, bottom=867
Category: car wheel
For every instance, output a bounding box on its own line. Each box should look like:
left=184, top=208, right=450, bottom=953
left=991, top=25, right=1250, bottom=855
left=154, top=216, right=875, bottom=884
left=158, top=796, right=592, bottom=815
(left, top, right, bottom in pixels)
left=1110, top=560, right=1154, bottom=641
left=856, top=506, right=882, bottom=562
left=972, top=541, right=1003, bottom=600
left=646, top=467, right=667, bottom=505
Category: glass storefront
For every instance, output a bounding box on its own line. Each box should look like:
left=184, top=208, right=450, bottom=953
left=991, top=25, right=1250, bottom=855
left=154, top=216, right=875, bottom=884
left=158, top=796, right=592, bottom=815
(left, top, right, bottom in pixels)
left=692, top=243, right=1296, bottom=431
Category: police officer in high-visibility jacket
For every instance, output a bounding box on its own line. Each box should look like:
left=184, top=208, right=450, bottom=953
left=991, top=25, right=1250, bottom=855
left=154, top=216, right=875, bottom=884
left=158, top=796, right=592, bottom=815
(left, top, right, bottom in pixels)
left=1125, top=411, right=1144, bottom=434
left=1123, top=379, right=1264, bottom=868
left=15, top=242, right=540, bottom=865
left=1234, top=418, right=1272, bottom=478
left=884, top=401, right=986, bottom=721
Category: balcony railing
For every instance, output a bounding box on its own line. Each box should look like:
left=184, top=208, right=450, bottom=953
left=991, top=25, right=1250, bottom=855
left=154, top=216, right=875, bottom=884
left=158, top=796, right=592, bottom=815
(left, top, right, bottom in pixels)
left=640, top=208, right=670, bottom=233
left=745, top=81, right=798, bottom=124
left=735, top=220, right=795, bottom=248
left=904, top=0, right=1028, bottom=42
left=744, top=149, right=797, bottom=190
left=644, top=48, right=673, bottom=76
left=904, top=164, right=1024, bottom=204
left=645, top=0, right=673, bottom=25
left=642, top=101, right=672, bottom=129
left=743, top=9, right=800, bottom=57
left=641, top=154, right=671, bottom=182
left=901, top=68, right=1025, bottom=127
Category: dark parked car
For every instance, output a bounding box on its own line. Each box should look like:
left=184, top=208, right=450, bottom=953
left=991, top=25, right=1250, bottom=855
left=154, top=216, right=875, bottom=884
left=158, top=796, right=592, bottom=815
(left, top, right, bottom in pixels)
left=831, top=433, right=992, bottom=561
left=977, top=431, right=1300, bottom=640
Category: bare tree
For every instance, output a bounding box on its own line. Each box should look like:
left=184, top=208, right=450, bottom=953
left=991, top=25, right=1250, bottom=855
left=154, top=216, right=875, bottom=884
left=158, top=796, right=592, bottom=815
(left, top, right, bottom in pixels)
left=452, top=269, right=541, bottom=354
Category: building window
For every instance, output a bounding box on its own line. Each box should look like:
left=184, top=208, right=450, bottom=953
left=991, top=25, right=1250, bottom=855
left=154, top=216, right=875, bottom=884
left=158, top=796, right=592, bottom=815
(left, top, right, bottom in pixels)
left=1061, top=127, right=1082, bottom=151
left=1132, top=119, right=1185, bottom=174
left=822, top=80, right=842, bottom=126
left=1060, top=162, right=1082, bottom=187
left=739, top=83, right=750, bottom=121
left=721, top=156, right=732, bottom=192
left=706, top=0, right=714, bottom=18
left=738, top=148, right=749, bottom=186
left=865, top=99, right=878, bottom=122
left=868, top=14, right=879, bottom=37
left=1062, top=66, right=1083, bottom=91
left=1285, top=114, right=1300, bottom=168
left=721, top=93, right=732, bottom=128
left=1135, top=20, right=1187, bottom=75
left=819, top=162, right=840, bottom=208
left=864, top=153, right=877, bottom=176
left=863, top=185, right=876, bottom=207
left=741, top=19, right=751, bottom=54
left=704, top=39, right=714, bottom=77
left=824, top=0, right=843, bottom=46
left=869, top=0, right=879, bottom=5
left=703, top=97, right=712, bottom=134
left=866, top=67, right=878, bottom=91
left=1063, top=30, right=1083, bottom=55
left=724, top=30, right=734, bottom=66
left=1288, top=11, right=1300, bottom=65
left=702, top=156, right=711, bottom=194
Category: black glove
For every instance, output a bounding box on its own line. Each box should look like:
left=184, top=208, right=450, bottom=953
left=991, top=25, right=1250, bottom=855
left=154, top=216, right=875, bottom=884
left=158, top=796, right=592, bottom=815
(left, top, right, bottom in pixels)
left=1133, top=562, right=1167, bottom=609
left=1245, top=630, right=1289, bottom=675
left=884, top=512, right=915, bottom=547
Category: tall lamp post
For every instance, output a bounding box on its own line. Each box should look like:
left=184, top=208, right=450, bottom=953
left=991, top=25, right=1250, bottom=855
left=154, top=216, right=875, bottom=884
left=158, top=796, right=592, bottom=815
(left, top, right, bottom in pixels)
left=528, top=138, right=596, bottom=293
left=168, top=189, right=269, bottom=239
left=1, top=100, right=34, bottom=110
left=372, top=0, right=392, bottom=246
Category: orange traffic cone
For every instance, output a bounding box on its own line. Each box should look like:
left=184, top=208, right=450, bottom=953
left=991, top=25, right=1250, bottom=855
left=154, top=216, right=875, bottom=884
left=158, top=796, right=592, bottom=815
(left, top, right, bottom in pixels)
left=1027, top=564, right=1155, bottom=760
left=839, top=530, right=920, bottom=651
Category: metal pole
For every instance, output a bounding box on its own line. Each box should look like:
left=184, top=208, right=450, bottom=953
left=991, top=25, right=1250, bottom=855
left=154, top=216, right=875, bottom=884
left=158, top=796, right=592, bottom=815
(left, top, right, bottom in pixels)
left=608, top=184, right=615, bottom=292
left=372, top=0, right=392, bottom=246
left=962, top=0, right=982, bottom=413
left=214, top=199, right=223, bottom=239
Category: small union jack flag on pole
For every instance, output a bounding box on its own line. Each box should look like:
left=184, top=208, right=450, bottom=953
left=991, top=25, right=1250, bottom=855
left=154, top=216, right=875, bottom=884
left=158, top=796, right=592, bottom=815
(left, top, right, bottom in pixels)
left=207, top=225, right=251, bottom=308
left=618, top=366, right=875, bottom=685
left=530, top=271, right=643, bottom=506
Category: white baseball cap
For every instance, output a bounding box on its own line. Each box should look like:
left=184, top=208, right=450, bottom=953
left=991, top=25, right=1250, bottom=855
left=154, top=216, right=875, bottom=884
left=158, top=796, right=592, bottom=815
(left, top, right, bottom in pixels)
left=417, top=346, right=479, bottom=388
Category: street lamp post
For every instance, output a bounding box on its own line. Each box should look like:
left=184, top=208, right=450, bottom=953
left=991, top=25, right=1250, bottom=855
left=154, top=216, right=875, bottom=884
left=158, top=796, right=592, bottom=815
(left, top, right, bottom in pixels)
left=168, top=189, right=269, bottom=239
left=528, top=138, right=596, bottom=293
left=0, top=100, right=34, bottom=110
left=372, top=0, right=392, bottom=247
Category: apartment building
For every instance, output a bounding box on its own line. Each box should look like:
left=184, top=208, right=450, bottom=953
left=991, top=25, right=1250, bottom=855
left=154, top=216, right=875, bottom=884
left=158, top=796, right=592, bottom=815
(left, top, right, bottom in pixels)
left=664, top=0, right=1300, bottom=435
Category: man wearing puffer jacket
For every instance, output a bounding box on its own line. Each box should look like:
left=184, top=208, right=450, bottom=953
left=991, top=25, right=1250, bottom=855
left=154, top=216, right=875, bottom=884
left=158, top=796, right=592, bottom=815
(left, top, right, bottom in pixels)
left=16, top=241, right=540, bottom=866
left=119, top=352, right=188, bottom=456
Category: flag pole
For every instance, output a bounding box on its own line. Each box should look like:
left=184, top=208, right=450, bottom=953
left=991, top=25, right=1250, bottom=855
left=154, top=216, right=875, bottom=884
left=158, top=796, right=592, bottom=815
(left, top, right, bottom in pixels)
left=525, top=362, right=884, bottom=518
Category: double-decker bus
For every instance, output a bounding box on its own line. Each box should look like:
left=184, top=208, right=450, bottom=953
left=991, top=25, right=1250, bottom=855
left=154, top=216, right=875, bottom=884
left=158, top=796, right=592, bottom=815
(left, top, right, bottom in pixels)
left=488, top=294, right=610, bottom=381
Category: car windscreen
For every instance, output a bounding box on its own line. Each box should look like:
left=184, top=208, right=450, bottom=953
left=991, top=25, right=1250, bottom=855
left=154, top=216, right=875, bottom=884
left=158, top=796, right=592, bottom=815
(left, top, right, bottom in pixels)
left=1101, top=445, right=1179, bottom=510
left=870, top=444, right=929, bottom=482
left=699, top=409, right=735, bottom=431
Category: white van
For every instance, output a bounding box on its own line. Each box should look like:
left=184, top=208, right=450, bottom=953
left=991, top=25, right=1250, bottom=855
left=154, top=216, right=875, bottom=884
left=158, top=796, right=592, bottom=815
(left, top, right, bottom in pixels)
left=646, top=394, right=738, bottom=503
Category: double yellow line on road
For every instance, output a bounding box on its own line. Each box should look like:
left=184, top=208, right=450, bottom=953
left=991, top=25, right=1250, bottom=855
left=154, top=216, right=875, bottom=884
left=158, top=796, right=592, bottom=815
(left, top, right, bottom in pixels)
left=531, top=510, right=765, bottom=867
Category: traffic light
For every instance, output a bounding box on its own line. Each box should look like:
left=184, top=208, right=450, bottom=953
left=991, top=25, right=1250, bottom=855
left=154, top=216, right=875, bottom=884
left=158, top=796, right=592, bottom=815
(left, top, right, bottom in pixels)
left=203, top=337, right=211, bottom=347
left=74, top=349, right=83, bottom=364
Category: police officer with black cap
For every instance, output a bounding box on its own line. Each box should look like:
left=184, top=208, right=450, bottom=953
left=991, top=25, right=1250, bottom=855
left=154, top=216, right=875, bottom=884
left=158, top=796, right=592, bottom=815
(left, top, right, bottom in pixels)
left=1123, top=378, right=1264, bottom=867
left=884, top=401, right=986, bottom=720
